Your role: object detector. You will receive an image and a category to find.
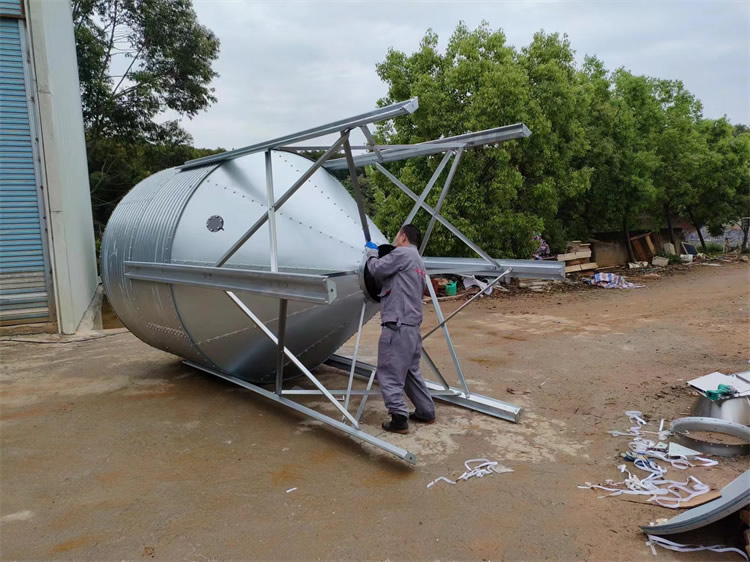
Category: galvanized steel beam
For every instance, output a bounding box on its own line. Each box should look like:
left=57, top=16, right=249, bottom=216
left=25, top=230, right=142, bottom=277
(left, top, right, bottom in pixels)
left=325, top=354, right=522, bottom=423
left=179, top=98, right=419, bottom=170
left=124, top=261, right=338, bottom=304
left=323, top=123, right=531, bottom=170
left=423, top=257, right=565, bottom=280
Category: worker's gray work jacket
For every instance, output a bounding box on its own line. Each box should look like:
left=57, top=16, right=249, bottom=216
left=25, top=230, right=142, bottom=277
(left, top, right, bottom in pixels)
left=367, top=245, right=427, bottom=326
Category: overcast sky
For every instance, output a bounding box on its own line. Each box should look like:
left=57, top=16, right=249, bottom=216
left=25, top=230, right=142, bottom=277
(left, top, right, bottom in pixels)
left=170, top=0, right=750, bottom=149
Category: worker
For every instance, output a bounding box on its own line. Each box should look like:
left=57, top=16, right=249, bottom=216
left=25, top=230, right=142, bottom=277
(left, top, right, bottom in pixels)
left=365, top=224, right=436, bottom=433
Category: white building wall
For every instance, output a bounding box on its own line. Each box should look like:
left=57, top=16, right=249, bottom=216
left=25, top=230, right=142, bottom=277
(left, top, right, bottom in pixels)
left=24, top=0, right=97, bottom=333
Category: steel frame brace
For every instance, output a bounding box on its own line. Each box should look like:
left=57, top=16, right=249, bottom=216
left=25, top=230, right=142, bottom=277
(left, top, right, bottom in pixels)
left=184, top=360, right=417, bottom=464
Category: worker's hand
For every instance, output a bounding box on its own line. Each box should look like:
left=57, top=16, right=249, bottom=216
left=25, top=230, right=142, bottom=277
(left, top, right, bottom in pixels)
left=365, top=241, right=378, bottom=258
left=365, top=241, right=378, bottom=250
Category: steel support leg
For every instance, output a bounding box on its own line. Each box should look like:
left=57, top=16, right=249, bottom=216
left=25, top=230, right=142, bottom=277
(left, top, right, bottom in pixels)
left=325, top=354, right=522, bottom=423
left=183, top=360, right=417, bottom=464
left=343, top=300, right=367, bottom=412
left=225, top=291, right=359, bottom=426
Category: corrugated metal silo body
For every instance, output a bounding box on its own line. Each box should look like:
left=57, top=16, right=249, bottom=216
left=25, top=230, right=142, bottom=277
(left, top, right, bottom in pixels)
left=101, top=150, right=387, bottom=383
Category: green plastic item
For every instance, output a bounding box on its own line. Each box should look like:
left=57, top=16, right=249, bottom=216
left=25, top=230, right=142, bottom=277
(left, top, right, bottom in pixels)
left=705, top=384, right=735, bottom=401
left=445, top=281, right=457, bottom=296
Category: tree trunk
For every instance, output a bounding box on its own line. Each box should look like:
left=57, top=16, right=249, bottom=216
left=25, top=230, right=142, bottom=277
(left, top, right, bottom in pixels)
left=742, top=222, right=749, bottom=253
left=664, top=203, right=677, bottom=250
left=686, top=206, right=707, bottom=252
left=623, top=212, right=635, bottom=263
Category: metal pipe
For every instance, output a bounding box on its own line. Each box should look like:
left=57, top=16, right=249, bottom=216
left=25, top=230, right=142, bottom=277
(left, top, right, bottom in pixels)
left=420, top=147, right=463, bottom=254
left=354, top=367, right=377, bottom=423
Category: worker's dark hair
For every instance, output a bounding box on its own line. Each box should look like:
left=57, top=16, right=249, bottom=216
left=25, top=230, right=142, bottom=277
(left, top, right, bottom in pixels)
left=399, top=224, right=422, bottom=247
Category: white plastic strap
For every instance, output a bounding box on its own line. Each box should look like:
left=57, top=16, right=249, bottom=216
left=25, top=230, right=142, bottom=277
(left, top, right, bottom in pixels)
left=645, top=535, right=749, bottom=561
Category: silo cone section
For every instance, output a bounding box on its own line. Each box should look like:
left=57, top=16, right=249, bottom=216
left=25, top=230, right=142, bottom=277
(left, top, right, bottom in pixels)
left=104, top=149, right=388, bottom=383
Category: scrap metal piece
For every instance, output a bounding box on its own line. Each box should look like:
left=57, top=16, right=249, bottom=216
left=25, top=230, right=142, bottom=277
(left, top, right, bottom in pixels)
left=671, top=417, right=750, bottom=457
left=640, top=470, right=750, bottom=535
left=690, top=395, right=750, bottom=426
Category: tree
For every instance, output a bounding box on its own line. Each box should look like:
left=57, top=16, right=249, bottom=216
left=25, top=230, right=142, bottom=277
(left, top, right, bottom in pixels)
left=72, top=0, right=220, bottom=142
left=373, top=23, right=589, bottom=258
left=72, top=0, right=221, bottom=234
left=650, top=79, right=704, bottom=248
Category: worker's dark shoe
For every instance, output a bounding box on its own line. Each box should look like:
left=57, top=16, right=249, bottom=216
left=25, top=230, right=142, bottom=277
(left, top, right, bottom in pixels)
left=409, top=411, right=436, bottom=424
left=382, top=414, right=409, bottom=434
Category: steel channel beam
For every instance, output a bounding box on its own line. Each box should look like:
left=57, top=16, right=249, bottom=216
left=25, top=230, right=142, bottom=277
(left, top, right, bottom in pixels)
left=423, top=257, right=565, bottom=280
left=403, top=150, right=453, bottom=226
left=374, top=163, right=498, bottom=268
left=124, top=261, right=338, bottom=304
left=325, top=354, right=522, bottom=423
left=183, top=360, right=417, bottom=464
left=324, top=123, right=531, bottom=170
left=423, top=380, right=523, bottom=423
left=215, top=133, right=350, bottom=267
left=180, top=98, right=418, bottom=170
left=325, top=142, right=465, bottom=171
left=280, top=143, right=468, bottom=152
left=283, top=389, right=383, bottom=396
left=419, top=148, right=463, bottom=253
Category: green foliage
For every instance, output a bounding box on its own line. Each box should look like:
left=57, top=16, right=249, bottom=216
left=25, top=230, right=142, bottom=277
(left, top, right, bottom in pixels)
left=72, top=0, right=221, bottom=234
left=702, top=242, right=724, bottom=254
left=374, top=22, right=748, bottom=259
left=72, top=0, right=220, bottom=141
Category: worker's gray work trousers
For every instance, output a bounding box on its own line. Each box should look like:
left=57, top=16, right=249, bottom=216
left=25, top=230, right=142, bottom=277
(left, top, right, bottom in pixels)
left=375, top=324, right=435, bottom=418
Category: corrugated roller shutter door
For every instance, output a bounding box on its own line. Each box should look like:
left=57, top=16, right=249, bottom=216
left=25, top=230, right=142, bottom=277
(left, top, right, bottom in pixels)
left=0, top=17, right=51, bottom=326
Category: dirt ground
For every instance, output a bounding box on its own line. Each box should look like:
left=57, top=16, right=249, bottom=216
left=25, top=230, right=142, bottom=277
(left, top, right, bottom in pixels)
left=1, top=264, right=748, bottom=561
